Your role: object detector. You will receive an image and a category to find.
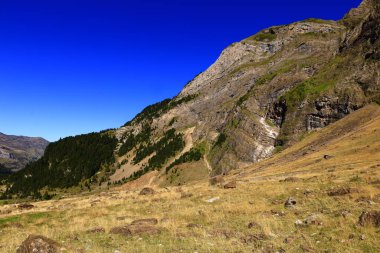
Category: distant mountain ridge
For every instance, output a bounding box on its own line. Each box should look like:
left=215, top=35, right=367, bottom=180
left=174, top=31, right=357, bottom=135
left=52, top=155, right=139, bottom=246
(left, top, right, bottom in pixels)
left=0, top=132, right=49, bottom=172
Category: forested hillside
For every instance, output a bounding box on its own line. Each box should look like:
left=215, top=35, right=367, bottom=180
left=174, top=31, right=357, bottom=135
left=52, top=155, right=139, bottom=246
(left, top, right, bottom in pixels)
left=4, top=132, right=117, bottom=198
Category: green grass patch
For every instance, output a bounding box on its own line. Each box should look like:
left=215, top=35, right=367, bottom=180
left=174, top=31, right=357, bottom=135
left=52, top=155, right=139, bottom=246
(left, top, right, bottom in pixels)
left=26, top=212, right=51, bottom=221
left=0, top=215, right=21, bottom=226
left=166, top=147, right=204, bottom=173
left=214, top=133, right=227, bottom=147
left=282, top=79, right=333, bottom=110
left=248, top=32, right=277, bottom=42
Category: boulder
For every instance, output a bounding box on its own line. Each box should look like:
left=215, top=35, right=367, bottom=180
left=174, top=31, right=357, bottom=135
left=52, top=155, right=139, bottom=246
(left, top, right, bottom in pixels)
left=247, top=221, right=259, bottom=229
left=186, top=223, right=202, bottom=228
left=327, top=187, right=355, bottom=196
left=323, top=154, right=334, bottom=160
left=18, top=203, right=34, bottom=210
left=358, top=211, right=380, bottom=227
left=16, top=235, right=64, bottom=253
left=223, top=181, right=237, bottom=189
left=110, top=226, right=132, bottom=236
left=284, top=197, right=297, bottom=208
left=139, top=187, right=155, bottom=195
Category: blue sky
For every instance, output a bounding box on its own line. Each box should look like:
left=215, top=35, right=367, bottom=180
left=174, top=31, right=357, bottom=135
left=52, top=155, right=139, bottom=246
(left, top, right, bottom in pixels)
left=0, top=0, right=362, bottom=141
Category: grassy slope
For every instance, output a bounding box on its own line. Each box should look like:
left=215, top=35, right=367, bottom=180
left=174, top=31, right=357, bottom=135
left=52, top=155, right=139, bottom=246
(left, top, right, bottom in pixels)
left=0, top=105, right=379, bottom=252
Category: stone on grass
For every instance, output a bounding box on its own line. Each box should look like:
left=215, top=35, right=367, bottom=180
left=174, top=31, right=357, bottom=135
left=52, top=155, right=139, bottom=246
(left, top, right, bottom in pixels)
left=16, top=235, right=65, bottom=253
left=223, top=181, right=237, bottom=189
left=18, top=203, right=34, bottom=210
left=327, top=187, right=355, bottom=196
left=206, top=197, right=220, bottom=203
left=284, top=197, right=297, bottom=208
left=139, top=187, right=155, bottom=195
left=358, top=211, right=380, bottom=227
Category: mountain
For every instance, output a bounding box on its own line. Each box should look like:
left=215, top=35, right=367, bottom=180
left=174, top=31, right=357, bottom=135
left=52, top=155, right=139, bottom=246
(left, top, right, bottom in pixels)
left=0, top=132, right=49, bottom=173
left=4, top=0, right=379, bottom=197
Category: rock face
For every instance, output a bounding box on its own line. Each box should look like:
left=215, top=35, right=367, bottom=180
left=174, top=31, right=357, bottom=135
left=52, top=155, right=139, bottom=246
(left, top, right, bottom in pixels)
left=110, top=0, right=379, bottom=182
left=0, top=132, right=48, bottom=172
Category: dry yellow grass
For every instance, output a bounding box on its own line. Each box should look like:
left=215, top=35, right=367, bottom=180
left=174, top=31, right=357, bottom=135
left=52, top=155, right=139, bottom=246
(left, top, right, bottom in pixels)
left=0, top=104, right=379, bottom=252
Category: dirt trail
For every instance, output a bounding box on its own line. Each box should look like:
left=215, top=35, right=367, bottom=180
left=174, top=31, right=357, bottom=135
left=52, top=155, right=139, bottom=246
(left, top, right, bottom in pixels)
left=204, top=155, right=212, bottom=173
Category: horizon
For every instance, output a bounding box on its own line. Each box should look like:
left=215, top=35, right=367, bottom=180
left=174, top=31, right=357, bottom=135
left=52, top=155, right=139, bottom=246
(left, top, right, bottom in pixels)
left=0, top=0, right=362, bottom=141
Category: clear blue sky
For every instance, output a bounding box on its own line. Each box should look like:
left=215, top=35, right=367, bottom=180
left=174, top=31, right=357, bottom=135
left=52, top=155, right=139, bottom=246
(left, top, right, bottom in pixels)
left=0, top=0, right=362, bottom=141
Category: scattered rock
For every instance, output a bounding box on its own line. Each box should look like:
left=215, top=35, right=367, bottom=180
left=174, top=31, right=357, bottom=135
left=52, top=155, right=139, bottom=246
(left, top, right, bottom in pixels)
left=16, top=235, right=65, bottom=253
left=327, top=187, right=355, bottom=196
left=294, top=220, right=303, bottom=226
left=223, top=181, right=237, bottom=189
left=86, top=227, right=105, bottom=233
left=247, top=221, right=259, bottom=229
left=180, top=192, right=193, bottom=199
left=209, top=175, right=224, bottom=186
left=131, top=218, right=158, bottom=226
left=139, top=188, right=155, bottom=195
left=356, top=197, right=376, bottom=205
left=127, top=224, right=161, bottom=236
left=303, top=214, right=322, bottom=226
left=186, top=223, right=202, bottom=228
left=284, top=197, right=297, bottom=208
left=116, top=216, right=132, bottom=221
left=341, top=210, right=351, bottom=218
left=323, top=154, right=334, bottom=160
left=110, top=226, right=132, bottom=236
left=206, top=197, right=220, bottom=203
left=18, top=203, right=34, bottom=210
left=284, top=236, right=295, bottom=244
left=358, top=211, right=380, bottom=227
left=110, top=219, right=161, bottom=237
left=280, top=177, right=301, bottom=182
left=210, top=229, right=235, bottom=239
left=271, top=210, right=286, bottom=217
left=240, top=233, right=268, bottom=244
left=359, top=234, right=366, bottom=240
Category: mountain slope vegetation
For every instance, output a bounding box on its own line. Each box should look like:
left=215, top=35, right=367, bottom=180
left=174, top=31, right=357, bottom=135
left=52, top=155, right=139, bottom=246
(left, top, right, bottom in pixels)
left=1, top=0, right=379, bottom=197
left=4, top=132, right=117, bottom=198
